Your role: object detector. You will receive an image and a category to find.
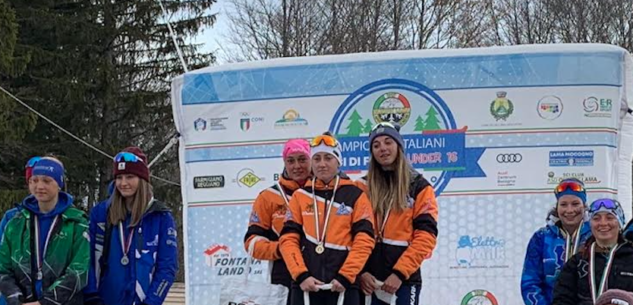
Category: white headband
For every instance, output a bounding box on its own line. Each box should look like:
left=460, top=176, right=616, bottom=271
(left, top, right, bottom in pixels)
left=311, top=143, right=342, bottom=165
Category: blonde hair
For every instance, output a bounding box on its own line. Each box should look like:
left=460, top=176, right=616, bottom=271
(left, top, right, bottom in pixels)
left=108, top=179, right=153, bottom=227
left=367, top=148, right=411, bottom=218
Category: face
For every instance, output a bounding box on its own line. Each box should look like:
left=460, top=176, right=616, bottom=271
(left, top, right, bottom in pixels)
left=115, top=174, right=140, bottom=199
left=311, top=152, right=339, bottom=182
left=28, top=177, right=37, bottom=195
left=284, top=153, right=311, bottom=182
left=556, top=195, right=585, bottom=229
left=29, top=175, right=59, bottom=203
left=591, top=212, right=620, bottom=245
left=371, top=136, right=398, bottom=167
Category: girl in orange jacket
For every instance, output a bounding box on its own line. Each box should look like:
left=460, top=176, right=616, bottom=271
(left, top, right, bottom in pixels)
left=280, top=132, right=375, bottom=305
left=357, top=123, right=439, bottom=305
left=244, top=139, right=311, bottom=297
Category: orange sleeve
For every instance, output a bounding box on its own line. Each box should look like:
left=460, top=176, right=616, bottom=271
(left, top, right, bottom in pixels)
left=279, top=193, right=309, bottom=282
left=244, top=192, right=281, bottom=261
left=336, top=192, right=375, bottom=286
left=354, top=179, right=368, bottom=193
left=392, top=186, right=438, bottom=280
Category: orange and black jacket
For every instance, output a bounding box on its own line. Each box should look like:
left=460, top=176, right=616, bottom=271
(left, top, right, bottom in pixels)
left=279, top=173, right=375, bottom=289
left=244, top=175, right=302, bottom=287
left=356, top=173, right=438, bottom=285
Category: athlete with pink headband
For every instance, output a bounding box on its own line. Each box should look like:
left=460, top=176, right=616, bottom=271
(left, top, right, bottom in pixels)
left=244, top=139, right=312, bottom=304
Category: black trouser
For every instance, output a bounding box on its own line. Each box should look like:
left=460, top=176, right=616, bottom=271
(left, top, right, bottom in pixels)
left=290, top=286, right=360, bottom=305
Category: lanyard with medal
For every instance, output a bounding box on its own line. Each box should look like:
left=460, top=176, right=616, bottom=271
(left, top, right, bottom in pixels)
left=119, top=222, right=135, bottom=266
left=376, top=205, right=391, bottom=243
left=119, top=198, right=154, bottom=265
left=277, top=182, right=290, bottom=207
left=564, top=227, right=582, bottom=262
left=312, top=175, right=340, bottom=255
left=589, top=242, right=619, bottom=303
left=34, top=215, right=59, bottom=280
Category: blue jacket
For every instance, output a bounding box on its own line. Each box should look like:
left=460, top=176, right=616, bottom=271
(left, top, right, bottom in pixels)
left=84, top=198, right=178, bottom=305
left=520, top=211, right=591, bottom=305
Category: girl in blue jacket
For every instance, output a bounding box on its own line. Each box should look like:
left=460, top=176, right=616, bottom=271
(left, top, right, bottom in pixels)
left=84, top=147, right=178, bottom=305
left=520, top=178, right=592, bottom=305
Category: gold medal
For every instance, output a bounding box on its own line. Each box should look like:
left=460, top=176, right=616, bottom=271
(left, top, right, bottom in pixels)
left=315, top=243, right=325, bottom=254
left=311, top=176, right=340, bottom=257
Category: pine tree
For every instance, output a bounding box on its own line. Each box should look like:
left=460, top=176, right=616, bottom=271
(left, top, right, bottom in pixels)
left=1, top=0, right=216, bottom=281
left=363, top=119, right=373, bottom=134
left=423, top=106, right=442, bottom=130
left=0, top=0, right=35, bottom=199
left=0, top=0, right=16, bottom=74
left=414, top=115, right=425, bottom=131
left=345, top=110, right=365, bottom=136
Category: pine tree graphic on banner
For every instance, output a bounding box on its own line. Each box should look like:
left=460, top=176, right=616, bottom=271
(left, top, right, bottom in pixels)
left=345, top=110, right=365, bottom=136
left=423, top=107, right=442, bottom=131
left=414, top=115, right=425, bottom=131
left=363, top=119, right=373, bottom=134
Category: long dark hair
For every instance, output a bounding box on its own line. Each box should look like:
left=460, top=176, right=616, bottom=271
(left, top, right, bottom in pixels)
left=580, top=234, right=626, bottom=259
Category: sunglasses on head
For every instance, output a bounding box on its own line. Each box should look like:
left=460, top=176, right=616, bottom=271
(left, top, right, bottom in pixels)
left=589, top=198, right=620, bottom=214
left=114, top=152, right=144, bottom=163
left=555, top=180, right=585, bottom=194
left=371, top=122, right=396, bottom=132
left=310, top=135, right=339, bottom=148
left=25, top=156, right=42, bottom=169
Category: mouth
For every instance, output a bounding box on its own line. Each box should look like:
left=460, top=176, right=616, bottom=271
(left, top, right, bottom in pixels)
left=595, top=228, right=614, bottom=233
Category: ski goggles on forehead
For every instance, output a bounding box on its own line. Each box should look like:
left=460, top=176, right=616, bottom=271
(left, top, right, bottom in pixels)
left=371, top=122, right=396, bottom=132
left=310, top=135, right=339, bottom=147
left=25, top=156, right=42, bottom=168
left=114, top=152, right=144, bottom=163
left=589, top=198, right=619, bottom=214
left=555, top=180, right=585, bottom=194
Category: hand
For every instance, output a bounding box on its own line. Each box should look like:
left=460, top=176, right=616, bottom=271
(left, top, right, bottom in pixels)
left=24, top=302, right=41, bottom=305
left=330, top=279, right=346, bottom=293
left=300, top=276, right=324, bottom=292
left=382, top=273, right=402, bottom=294
left=359, top=272, right=377, bottom=295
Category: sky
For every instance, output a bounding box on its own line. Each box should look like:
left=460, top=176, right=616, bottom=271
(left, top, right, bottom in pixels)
left=197, top=0, right=233, bottom=64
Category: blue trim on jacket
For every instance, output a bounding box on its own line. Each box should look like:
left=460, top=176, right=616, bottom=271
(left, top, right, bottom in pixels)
left=84, top=199, right=178, bottom=305
left=520, top=218, right=591, bottom=305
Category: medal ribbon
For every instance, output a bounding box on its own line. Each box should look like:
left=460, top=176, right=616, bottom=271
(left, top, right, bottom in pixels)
left=564, top=227, right=582, bottom=262
left=34, top=215, right=59, bottom=276
left=277, top=182, right=290, bottom=207
left=119, top=222, right=135, bottom=259
left=312, top=175, right=340, bottom=248
left=377, top=206, right=391, bottom=242
left=589, top=242, right=619, bottom=303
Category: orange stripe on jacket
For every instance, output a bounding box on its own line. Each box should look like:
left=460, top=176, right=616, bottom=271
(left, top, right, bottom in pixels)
left=279, top=174, right=375, bottom=288
left=355, top=174, right=439, bottom=282
left=244, top=176, right=300, bottom=260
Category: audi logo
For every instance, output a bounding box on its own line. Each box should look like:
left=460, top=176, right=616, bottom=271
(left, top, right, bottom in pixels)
left=496, top=153, right=522, bottom=163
